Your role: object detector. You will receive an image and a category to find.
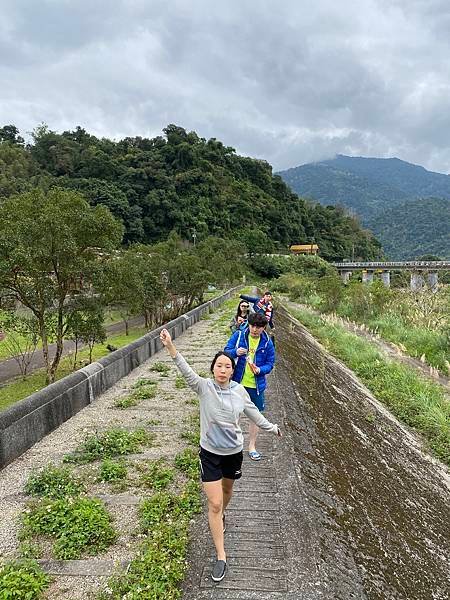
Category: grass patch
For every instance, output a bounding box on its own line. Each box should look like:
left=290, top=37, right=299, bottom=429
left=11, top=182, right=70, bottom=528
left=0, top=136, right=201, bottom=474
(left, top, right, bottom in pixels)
left=98, top=459, right=128, bottom=482
left=98, top=482, right=201, bottom=599
left=0, top=559, right=51, bottom=599
left=180, top=431, right=200, bottom=446
left=175, top=375, right=187, bottom=389
left=20, top=497, right=117, bottom=559
left=25, top=464, right=84, bottom=499
left=290, top=306, right=450, bottom=465
left=138, top=459, right=175, bottom=491
left=114, top=382, right=157, bottom=409
left=63, top=428, right=152, bottom=464
left=150, top=362, right=171, bottom=376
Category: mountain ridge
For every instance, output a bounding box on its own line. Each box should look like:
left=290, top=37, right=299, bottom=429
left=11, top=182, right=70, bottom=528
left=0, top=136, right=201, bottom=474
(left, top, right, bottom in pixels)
left=277, top=155, right=450, bottom=259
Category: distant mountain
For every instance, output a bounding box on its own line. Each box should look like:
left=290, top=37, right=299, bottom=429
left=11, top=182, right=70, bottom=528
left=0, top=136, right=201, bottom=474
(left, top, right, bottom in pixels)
left=370, top=197, right=450, bottom=260
left=278, top=155, right=450, bottom=259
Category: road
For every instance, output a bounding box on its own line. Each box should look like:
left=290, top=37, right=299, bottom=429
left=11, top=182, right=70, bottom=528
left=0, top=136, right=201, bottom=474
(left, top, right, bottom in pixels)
left=0, top=316, right=144, bottom=385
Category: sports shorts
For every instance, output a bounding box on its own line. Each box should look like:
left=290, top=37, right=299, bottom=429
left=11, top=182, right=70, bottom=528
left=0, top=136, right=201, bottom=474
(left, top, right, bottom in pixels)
left=199, top=446, right=243, bottom=482
left=245, top=386, right=265, bottom=412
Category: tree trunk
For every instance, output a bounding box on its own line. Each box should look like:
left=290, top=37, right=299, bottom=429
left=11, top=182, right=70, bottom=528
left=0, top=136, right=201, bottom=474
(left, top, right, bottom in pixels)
left=39, top=317, right=52, bottom=384
left=49, top=302, right=65, bottom=383
left=73, top=339, right=79, bottom=370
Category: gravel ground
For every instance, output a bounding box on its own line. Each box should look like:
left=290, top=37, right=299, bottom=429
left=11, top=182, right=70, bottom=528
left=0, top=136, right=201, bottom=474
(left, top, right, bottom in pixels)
left=0, top=308, right=231, bottom=599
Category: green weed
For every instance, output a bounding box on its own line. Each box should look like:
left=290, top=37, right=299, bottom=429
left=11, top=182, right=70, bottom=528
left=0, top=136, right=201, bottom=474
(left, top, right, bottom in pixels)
left=25, top=464, right=84, bottom=499
left=0, top=559, right=51, bottom=599
left=98, top=459, right=127, bottom=482
left=150, top=362, right=171, bottom=376
left=139, top=459, right=174, bottom=491
left=175, top=375, right=187, bottom=389
left=20, top=497, right=117, bottom=560
left=63, top=428, right=152, bottom=464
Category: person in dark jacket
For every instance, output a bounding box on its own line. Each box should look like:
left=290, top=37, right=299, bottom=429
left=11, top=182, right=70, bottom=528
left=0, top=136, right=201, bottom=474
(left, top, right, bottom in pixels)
left=240, top=291, right=274, bottom=330
left=229, top=300, right=250, bottom=333
left=224, top=312, right=275, bottom=460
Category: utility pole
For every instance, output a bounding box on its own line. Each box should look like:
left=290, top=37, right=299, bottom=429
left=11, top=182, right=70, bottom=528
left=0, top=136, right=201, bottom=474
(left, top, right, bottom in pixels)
left=192, top=228, right=197, bottom=247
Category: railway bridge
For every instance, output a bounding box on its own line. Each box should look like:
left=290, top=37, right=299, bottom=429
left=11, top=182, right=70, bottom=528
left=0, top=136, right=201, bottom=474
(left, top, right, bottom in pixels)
left=331, top=260, right=450, bottom=289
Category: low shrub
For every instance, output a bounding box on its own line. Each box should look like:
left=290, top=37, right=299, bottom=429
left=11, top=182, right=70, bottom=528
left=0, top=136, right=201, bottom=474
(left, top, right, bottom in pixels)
left=63, top=428, right=152, bottom=464
left=25, top=464, right=84, bottom=499
left=0, top=559, right=51, bottom=599
left=21, top=497, right=117, bottom=560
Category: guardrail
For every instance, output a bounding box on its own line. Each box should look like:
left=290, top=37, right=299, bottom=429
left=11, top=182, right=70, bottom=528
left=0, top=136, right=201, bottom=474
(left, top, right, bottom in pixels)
left=0, top=287, right=239, bottom=469
left=331, top=261, right=450, bottom=270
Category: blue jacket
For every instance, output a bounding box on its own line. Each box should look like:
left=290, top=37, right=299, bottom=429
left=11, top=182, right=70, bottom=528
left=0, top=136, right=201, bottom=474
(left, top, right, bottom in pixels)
left=224, top=328, right=275, bottom=394
left=240, top=294, right=274, bottom=328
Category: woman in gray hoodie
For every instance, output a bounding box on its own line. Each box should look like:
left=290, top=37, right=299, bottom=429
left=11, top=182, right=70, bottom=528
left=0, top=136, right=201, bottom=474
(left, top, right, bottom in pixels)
left=159, top=328, right=281, bottom=583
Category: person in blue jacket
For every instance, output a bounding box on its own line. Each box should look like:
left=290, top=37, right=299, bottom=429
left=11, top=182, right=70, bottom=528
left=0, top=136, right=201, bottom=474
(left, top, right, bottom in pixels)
left=224, top=312, right=275, bottom=460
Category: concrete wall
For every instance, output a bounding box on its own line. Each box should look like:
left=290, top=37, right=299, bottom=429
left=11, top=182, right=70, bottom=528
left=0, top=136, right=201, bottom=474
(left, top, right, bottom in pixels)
left=0, top=288, right=238, bottom=469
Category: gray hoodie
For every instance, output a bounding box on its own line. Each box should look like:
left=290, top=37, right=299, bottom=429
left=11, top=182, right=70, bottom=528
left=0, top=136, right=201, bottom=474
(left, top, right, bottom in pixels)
left=173, top=352, right=278, bottom=456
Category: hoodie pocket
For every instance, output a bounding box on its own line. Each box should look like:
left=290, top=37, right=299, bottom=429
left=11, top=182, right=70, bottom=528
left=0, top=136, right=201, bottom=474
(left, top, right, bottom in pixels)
left=205, top=422, right=238, bottom=449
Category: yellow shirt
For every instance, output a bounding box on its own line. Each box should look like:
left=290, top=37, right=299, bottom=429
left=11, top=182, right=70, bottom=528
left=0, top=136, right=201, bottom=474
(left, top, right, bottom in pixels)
left=241, top=334, right=259, bottom=388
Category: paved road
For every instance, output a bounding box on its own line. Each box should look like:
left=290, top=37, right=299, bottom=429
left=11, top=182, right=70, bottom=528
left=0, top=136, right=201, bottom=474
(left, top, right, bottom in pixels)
left=0, top=316, right=145, bottom=385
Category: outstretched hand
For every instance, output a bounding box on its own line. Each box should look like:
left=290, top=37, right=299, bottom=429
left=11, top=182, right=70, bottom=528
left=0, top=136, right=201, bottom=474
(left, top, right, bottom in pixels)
left=159, top=328, right=172, bottom=346
left=160, top=328, right=177, bottom=357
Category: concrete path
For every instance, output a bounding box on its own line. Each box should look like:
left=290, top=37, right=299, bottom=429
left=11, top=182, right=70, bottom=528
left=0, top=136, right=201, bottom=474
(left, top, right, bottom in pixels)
left=181, top=384, right=322, bottom=600
left=0, top=316, right=144, bottom=384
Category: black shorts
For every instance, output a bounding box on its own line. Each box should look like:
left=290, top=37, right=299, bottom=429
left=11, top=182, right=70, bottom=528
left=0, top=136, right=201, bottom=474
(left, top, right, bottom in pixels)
left=199, top=447, right=243, bottom=483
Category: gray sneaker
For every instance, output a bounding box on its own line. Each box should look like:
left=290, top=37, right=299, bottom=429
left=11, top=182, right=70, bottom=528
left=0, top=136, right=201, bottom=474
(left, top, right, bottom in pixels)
left=211, top=559, right=227, bottom=582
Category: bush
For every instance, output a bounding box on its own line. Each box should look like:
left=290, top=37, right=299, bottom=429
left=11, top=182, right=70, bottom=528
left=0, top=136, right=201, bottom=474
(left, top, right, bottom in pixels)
left=21, top=497, right=117, bottom=559
left=25, top=464, right=84, bottom=499
left=0, top=559, right=51, bottom=599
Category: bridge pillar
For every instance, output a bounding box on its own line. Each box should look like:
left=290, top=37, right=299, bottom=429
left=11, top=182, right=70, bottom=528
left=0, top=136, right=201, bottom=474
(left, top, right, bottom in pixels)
left=380, top=271, right=391, bottom=288
left=340, top=270, right=352, bottom=284
left=427, top=272, right=438, bottom=292
left=410, top=272, right=424, bottom=291
left=362, top=270, right=374, bottom=284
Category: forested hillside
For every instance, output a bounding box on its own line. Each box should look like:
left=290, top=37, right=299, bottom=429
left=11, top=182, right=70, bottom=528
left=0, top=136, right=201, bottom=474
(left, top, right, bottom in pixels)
left=370, top=197, right=450, bottom=260
left=0, top=124, right=381, bottom=261
left=278, top=155, right=450, bottom=259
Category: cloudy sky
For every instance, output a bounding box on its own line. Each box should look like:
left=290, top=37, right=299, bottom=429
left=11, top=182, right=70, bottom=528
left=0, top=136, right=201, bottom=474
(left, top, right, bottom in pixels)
left=1, top=0, right=450, bottom=173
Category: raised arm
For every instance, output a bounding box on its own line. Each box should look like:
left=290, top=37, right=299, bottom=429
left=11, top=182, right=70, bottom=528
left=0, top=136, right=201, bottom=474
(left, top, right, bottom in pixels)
left=240, top=294, right=259, bottom=305
left=159, top=328, right=205, bottom=395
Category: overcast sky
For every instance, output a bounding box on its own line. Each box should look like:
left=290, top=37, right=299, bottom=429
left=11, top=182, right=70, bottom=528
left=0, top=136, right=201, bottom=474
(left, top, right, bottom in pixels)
left=1, top=0, right=450, bottom=173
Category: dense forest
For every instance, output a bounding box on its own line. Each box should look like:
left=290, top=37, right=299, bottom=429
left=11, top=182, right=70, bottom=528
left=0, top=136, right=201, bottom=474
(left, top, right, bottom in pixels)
left=370, top=197, right=450, bottom=260
left=0, top=124, right=381, bottom=261
left=278, top=155, right=450, bottom=259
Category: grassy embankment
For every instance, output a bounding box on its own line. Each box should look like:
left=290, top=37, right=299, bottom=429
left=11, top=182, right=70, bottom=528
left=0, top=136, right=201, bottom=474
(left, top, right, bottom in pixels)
left=271, top=272, right=449, bottom=374
left=288, top=305, right=450, bottom=467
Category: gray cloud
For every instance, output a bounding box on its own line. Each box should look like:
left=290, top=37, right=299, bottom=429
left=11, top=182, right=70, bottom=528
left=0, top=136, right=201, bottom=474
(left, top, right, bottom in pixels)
left=1, top=0, right=450, bottom=173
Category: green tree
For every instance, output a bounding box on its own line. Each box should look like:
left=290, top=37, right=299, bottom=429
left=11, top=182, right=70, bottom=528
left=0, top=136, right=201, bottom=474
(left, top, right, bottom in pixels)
left=0, top=187, right=123, bottom=382
left=99, top=251, right=144, bottom=335
left=317, top=274, right=345, bottom=312
left=66, top=298, right=106, bottom=366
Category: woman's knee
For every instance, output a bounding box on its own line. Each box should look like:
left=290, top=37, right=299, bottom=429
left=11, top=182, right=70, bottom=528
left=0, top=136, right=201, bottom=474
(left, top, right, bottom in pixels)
left=208, top=499, right=223, bottom=515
